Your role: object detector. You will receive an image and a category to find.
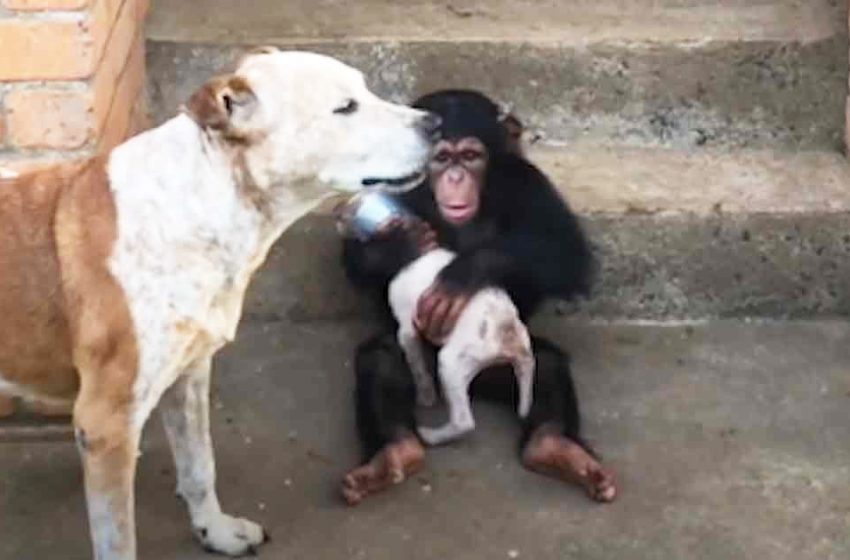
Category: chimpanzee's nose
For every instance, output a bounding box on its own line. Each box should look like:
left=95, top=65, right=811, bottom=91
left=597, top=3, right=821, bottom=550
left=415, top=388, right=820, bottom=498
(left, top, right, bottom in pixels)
left=418, top=112, right=442, bottom=139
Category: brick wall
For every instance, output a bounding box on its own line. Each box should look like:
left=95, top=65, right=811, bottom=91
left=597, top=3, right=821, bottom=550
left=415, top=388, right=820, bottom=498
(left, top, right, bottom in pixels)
left=0, top=0, right=149, bottom=174
left=0, top=0, right=149, bottom=417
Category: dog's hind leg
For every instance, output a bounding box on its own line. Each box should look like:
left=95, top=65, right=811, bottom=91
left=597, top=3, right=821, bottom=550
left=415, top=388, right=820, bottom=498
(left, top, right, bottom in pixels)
left=417, top=347, right=476, bottom=445
left=398, top=327, right=437, bottom=407
left=160, top=357, right=268, bottom=557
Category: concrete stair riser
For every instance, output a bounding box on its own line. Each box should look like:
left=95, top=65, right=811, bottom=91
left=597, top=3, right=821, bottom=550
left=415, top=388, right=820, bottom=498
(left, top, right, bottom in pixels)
left=147, top=38, right=846, bottom=151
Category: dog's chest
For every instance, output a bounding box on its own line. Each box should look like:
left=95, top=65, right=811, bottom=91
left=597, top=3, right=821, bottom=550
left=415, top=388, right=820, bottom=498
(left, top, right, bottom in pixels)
left=106, top=151, right=266, bottom=407
left=114, top=220, right=258, bottom=364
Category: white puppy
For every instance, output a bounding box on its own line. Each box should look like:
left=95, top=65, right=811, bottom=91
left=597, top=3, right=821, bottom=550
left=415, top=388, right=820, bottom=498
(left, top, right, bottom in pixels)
left=388, top=248, right=535, bottom=445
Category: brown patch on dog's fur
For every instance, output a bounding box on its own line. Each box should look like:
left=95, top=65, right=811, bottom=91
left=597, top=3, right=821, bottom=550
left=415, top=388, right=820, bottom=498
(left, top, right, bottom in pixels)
left=55, top=155, right=141, bottom=553
left=499, top=322, right=520, bottom=351
left=0, top=162, right=79, bottom=400
left=184, top=75, right=257, bottom=143
left=184, top=75, right=272, bottom=216
left=0, top=154, right=139, bottom=432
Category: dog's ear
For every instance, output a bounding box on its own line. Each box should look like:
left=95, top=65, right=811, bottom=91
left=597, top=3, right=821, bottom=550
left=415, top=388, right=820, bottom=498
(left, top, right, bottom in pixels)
left=500, top=112, right=525, bottom=156
left=184, top=75, right=258, bottom=136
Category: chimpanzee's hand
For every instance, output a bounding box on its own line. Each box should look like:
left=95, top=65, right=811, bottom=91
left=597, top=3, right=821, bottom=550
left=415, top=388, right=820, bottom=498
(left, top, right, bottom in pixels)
left=373, top=216, right=406, bottom=238
left=414, top=282, right=470, bottom=345
left=407, top=219, right=438, bottom=254
left=375, top=217, right=437, bottom=255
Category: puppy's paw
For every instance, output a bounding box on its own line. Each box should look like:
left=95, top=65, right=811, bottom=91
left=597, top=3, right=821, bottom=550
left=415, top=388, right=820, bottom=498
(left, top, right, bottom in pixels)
left=194, top=513, right=268, bottom=556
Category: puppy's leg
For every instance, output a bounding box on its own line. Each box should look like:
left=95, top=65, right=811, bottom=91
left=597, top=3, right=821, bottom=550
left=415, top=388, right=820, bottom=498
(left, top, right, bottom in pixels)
left=160, top=358, right=267, bottom=556
left=74, top=371, right=140, bottom=560
left=514, top=351, right=535, bottom=419
left=417, top=348, right=476, bottom=445
left=398, top=327, right=437, bottom=407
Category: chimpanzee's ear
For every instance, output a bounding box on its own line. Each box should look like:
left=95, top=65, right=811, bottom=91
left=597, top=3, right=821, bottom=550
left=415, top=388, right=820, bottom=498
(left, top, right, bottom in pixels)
left=183, top=75, right=258, bottom=138
left=499, top=112, right=525, bottom=156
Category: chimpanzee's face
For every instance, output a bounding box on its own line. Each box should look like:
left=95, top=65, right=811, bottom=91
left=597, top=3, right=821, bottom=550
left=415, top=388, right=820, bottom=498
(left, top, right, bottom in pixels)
left=428, top=137, right=488, bottom=225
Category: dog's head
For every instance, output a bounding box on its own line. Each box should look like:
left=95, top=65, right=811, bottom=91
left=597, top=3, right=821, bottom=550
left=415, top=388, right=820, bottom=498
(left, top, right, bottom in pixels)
left=185, top=48, right=438, bottom=195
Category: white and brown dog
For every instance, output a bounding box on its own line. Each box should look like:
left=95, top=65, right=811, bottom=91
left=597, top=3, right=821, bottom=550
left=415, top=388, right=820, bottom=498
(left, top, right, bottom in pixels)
left=0, top=48, right=436, bottom=559
left=388, top=248, right=535, bottom=445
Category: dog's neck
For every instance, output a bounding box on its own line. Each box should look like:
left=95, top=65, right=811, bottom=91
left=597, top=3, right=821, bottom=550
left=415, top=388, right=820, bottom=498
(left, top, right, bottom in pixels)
left=108, top=114, right=333, bottom=277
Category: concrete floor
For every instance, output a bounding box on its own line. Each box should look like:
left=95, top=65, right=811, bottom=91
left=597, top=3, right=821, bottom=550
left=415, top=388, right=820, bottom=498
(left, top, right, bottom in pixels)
left=1, top=318, right=848, bottom=559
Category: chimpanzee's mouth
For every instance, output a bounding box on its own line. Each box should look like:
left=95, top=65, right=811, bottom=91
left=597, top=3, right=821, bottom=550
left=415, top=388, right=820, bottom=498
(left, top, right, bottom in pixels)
left=361, top=170, right=425, bottom=193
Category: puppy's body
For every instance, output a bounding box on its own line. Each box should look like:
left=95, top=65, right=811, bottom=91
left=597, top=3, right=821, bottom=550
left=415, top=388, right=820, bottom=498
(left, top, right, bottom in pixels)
left=388, top=249, right=534, bottom=445
left=0, top=49, right=434, bottom=559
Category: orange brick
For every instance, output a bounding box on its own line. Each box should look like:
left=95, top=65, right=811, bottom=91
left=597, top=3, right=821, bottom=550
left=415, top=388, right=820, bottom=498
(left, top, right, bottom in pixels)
left=99, top=36, right=145, bottom=152
left=0, top=0, right=127, bottom=81
left=91, top=0, right=139, bottom=133
left=7, top=88, right=94, bottom=149
left=0, top=156, right=70, bottom=175
left=2, top=0, right=89, bottom=10
left=0, top=395, right=15, bottom=418
left=0, top=19, right=96, bottom=81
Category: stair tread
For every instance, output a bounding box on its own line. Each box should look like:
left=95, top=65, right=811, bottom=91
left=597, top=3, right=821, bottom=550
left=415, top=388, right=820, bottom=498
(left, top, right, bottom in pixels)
left=314, top=146, right=850, bottom=217
left=147, top=0, right=842, bottom=45
left=533, top=146, right=850, bottom=215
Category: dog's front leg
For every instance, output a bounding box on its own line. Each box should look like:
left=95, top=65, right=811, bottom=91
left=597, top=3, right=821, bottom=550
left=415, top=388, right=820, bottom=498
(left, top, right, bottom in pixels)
left=160, top=357, right=268, bottom=556
left=74, top=386, right=140, bottom=560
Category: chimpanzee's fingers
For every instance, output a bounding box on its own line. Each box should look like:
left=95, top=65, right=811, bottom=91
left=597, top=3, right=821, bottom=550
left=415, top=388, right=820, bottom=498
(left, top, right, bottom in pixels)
left=376, top=217, right=404, bottom=237
left=420, top=229, right=438, bottom=252
left=415, top=286, right=440, bottom=330
left=426, top=298, right=452, bottom=342
left=441, top=296, right=469, bottom=339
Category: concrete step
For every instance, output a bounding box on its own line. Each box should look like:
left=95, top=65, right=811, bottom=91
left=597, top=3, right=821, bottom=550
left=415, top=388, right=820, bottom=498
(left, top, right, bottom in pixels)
left=239, top=146, right=850, bottom=321
left=142, top=0, right=850, bottom=318
left=2, top=318, right=849, bottom=559
left=145, top=0, right=847, bottom=151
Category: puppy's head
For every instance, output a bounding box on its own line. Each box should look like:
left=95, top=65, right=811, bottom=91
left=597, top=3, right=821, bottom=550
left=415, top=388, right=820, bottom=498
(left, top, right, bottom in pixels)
left=185, top=48, right=437, bottom=196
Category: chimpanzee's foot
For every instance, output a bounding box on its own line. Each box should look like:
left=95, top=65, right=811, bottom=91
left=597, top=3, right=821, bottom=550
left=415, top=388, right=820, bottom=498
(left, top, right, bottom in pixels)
left=522, top=432, right=617, bottom=502
left=342, top=436, right=425, bottom=506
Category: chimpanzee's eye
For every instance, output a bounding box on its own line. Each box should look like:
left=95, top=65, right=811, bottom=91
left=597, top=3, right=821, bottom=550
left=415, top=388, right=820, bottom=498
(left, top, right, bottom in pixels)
left=333, top=99, right=359, bottom=115
left=433, top=151, right=452, bottom=164
left=461, top=150, right=482, bottom=162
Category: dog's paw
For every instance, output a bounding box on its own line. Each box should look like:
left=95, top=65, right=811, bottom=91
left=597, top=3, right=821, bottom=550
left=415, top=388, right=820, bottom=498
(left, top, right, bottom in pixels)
left=195, top=513, right=269, bottom=556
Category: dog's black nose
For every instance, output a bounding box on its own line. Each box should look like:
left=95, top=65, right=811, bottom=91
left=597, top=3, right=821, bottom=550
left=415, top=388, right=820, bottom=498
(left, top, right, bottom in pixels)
left=418, top=112, right=442, bottom=138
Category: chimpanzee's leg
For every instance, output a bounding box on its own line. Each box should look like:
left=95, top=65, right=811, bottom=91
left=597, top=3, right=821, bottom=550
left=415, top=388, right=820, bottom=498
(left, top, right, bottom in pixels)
left=518, top=336, right=617, bottom=502
left=342, top=333, right=426, bottom=505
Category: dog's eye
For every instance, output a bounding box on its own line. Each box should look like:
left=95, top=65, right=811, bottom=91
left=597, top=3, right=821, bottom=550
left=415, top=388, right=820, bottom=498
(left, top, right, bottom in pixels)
left=333, top=99, right=359, bottom=115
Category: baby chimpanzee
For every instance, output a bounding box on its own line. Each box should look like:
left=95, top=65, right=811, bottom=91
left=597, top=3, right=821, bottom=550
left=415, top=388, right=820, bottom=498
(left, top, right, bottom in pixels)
left=341, top=90, right=617, bottom=505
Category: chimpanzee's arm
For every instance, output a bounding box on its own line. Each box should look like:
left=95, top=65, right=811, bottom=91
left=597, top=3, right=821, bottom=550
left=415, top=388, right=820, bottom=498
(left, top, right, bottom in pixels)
left=341, top=230, right=422, bottom=292
left=437, top=160, right=593, bottom=316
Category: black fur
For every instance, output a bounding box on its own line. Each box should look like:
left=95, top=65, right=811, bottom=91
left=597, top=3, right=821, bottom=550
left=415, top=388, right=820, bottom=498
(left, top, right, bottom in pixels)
left=354, top=333, right=418, bottom=459
left=343, top=91, right=593, bottom=321
left=344, top=89, right=593, bottom=456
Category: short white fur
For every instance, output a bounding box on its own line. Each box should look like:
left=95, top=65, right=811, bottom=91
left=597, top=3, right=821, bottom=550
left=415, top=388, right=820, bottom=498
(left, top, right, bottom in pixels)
left=388, top=249, right=535, bottom=446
